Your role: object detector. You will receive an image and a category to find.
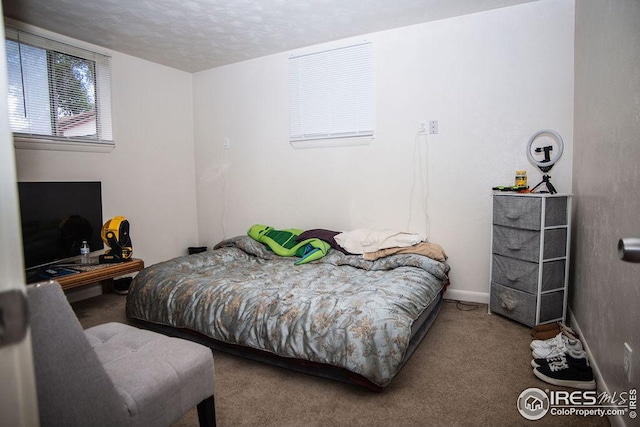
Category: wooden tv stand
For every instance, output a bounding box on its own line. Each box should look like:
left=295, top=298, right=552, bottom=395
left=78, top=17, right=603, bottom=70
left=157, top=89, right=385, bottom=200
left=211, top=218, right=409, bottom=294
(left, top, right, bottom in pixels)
left=55, top=258, right=145, bottom=292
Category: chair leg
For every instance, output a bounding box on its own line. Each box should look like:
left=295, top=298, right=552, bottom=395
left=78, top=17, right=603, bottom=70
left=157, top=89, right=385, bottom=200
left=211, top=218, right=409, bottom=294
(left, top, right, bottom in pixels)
left=197, top=396, right=216, bottom=427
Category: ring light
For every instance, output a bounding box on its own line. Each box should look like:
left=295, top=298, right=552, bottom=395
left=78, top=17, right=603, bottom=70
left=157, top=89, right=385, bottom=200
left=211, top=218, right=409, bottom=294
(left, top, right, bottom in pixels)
left=526, top=129, right=564, bottom=173
left=526, top=129, right=564, bottom=194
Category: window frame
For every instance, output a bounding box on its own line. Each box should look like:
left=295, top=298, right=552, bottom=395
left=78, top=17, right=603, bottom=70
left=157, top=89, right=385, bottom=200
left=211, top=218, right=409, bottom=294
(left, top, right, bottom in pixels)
left=4, top=22, right=114, bottom=153
left=289, top=40, right=374, bottom=149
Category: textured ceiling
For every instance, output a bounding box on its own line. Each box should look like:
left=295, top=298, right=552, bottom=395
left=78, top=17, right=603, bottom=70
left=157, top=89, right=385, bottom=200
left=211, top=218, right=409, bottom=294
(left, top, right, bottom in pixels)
left=2, top=0, right=536, bottom=73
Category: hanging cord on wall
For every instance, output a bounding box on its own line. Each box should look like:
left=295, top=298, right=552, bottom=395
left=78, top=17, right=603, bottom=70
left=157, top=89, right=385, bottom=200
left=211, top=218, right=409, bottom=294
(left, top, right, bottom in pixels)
left=420, top=127, right=430, bottom=238
left=220, top=144, right=228, bottom=240
left=407, top=127, right=430, bottom=238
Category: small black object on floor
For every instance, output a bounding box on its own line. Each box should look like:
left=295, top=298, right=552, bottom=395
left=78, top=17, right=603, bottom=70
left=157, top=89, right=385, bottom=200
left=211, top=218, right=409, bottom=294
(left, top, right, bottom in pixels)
left=188, top=246, right=207, bottom=255
left=113, top=277, right=133, bottom=295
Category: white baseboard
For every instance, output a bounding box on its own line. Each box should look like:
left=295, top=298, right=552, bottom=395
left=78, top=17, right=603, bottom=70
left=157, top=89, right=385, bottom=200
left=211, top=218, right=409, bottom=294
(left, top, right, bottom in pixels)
left=568, top=309, right=629, bottom=427
left=443, top=288, right=489, bottom=304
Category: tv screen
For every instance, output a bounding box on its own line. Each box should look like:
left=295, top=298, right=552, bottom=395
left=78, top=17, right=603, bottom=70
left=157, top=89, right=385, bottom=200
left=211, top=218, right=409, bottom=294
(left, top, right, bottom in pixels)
left=17, top=182, right=104, bottom=274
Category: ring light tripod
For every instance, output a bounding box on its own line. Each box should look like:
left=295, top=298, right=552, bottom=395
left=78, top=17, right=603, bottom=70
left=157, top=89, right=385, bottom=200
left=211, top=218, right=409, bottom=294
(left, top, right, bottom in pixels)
left=526, top=129, right=564, bottom=194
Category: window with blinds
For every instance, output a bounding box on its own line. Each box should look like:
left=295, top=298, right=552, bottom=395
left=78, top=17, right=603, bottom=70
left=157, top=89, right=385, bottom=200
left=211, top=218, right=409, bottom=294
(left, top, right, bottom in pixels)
left=289, top=41, right=374, bottom=144
left=5, top=27, right=113, bottom=148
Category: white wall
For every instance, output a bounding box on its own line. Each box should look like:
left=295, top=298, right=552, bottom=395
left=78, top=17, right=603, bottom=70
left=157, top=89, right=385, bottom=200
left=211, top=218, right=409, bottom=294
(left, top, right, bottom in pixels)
left=14, top=30, right=198, bottom=267
left=193, top=0, right=575, bottom=302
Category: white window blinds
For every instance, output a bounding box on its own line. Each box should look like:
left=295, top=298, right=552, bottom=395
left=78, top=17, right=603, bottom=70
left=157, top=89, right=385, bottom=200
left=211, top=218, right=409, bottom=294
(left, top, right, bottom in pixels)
left=289, top=42, right=374, bottom=142
left=5, top=27, right=113, bottom=145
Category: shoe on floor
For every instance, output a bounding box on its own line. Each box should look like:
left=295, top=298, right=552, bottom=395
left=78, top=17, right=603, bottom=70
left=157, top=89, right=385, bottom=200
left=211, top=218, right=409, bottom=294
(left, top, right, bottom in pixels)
left=533, top=354, right=596, bottom=390
left=531, top=331, right=568, bottom=350
left=530, top=322, right=561, bottom=336
left=531, top=349, right=588, bottom=368
left=532, top=329, right=561, bottom=340
left=113, top=277, right=132, bottom=295
left=531, top=334, right=584, bottom=359
left=532, top=339, right=584, bottom=359
left=531, top=331, right=582, bottom=350
left=530, top=322, right=577, bottom=339
left=558, top=323, right=579, bottom=340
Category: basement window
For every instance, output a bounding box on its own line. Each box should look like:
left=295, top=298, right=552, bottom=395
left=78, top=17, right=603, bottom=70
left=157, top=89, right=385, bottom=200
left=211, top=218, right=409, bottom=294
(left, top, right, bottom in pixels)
left=289, top=41, right=374, bottom=149
left=5, top=26, right=114, bottom=152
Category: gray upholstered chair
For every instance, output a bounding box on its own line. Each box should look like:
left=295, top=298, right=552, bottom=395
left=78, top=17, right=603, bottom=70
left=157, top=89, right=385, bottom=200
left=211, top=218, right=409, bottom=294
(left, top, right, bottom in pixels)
left=27, top=280, right=216, bottom=427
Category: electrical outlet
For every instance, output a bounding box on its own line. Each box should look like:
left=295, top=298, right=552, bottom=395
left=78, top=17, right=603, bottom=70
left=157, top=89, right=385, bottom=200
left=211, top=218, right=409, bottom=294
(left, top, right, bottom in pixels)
left=418, top=121, right=427, bottom=134
left=429, top=120, right=439, bottom=134
left=223, top=137, right=230, bottom=150
left=624, top=342, right=633, bottom=383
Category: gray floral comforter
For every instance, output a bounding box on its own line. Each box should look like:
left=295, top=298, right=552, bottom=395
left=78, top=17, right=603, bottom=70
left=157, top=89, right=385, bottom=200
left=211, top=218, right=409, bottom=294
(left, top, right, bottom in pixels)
left=126, top=235, right=449, bottom=387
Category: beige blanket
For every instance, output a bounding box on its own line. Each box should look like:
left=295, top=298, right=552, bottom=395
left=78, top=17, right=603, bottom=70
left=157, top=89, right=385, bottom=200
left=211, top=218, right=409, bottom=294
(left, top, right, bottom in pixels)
left=334, top=228, right=424, bottom=254
left=363, top=242, right=447, bottom=262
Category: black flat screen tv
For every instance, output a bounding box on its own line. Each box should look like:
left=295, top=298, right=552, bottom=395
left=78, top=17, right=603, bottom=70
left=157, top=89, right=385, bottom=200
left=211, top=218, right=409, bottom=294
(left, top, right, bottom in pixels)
left=17, top=181, right=104, bottom=277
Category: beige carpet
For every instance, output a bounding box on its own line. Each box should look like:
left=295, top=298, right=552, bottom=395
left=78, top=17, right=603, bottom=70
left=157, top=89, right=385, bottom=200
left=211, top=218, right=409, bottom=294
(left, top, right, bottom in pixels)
left=72, top=294, right=610, bottom=427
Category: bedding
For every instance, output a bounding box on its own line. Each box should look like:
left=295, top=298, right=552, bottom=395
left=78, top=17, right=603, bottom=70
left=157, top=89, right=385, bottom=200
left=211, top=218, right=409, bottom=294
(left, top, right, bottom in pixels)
left=362, top=241, right=447, bottom=262
left=247, top=224, right=331, bottom=264
left=334, top=228, right=424, bottom=254
left=126, top=235, right=449, bottom=389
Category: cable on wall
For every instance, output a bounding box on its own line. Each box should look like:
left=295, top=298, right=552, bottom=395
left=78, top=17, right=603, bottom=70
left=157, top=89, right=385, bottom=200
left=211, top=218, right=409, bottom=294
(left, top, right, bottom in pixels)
left=407, top=128, right=430, bottom=239
left=220, top=144, right=228, bottom=240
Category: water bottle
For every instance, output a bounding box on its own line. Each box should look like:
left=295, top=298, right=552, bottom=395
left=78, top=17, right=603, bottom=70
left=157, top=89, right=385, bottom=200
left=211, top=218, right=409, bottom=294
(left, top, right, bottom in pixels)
left=80, top=240, right=90, bottom=264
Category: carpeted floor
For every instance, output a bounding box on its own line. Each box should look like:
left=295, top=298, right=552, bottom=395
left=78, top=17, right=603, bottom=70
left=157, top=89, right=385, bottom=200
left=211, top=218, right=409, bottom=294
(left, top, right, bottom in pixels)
left=72, top=294, right=610, bottom=427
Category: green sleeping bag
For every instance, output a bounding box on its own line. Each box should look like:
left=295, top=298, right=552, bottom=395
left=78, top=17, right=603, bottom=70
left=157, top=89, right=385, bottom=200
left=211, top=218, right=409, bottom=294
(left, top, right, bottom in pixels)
left=247, top=224, right=330, bottom=265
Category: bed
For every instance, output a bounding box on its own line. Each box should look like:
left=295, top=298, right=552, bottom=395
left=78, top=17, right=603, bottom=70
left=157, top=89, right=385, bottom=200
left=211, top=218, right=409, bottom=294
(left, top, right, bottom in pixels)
left=125, top=234, right=450, bottom=390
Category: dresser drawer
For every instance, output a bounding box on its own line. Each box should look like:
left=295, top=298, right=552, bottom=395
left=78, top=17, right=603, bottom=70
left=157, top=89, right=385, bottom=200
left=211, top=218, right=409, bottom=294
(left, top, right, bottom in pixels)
left=491, top=255, right=539, bottom=294
left=540, top=290, right=565, bottom=323
left=494, top=196, right=569, bottom=230
left=493, top=226, right=567, bottom=262
left=543, top=228, right=568, bottom=260
left=492, top=256, right=567, bottom=294
left=493, top=226, right=540, bottom=261
left=544, top=196, right=569, bottom=227
left=490, top=282, right=536, bottom=326
left=493, top=196, right=542, bottom=230
left=541, top=259, right=566, bottom=291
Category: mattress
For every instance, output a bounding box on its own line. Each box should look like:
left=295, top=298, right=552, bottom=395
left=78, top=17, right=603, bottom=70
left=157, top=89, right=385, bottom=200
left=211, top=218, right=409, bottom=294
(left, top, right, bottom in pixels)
left=126, top=235, right=449, bottom=389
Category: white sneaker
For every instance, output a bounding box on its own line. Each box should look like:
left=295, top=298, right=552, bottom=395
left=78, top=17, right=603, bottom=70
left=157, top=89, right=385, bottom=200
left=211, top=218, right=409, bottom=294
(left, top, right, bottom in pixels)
left=531, top=332, right=563, bottom=350
left=532, top=336, right=584, bottom=359
left=530, top=332, right=583, bottom=350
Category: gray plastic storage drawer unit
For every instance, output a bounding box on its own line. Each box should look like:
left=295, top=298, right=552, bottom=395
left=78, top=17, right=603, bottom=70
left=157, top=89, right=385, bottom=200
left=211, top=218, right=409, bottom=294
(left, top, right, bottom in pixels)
left=489, top=193, right=571, bottom=327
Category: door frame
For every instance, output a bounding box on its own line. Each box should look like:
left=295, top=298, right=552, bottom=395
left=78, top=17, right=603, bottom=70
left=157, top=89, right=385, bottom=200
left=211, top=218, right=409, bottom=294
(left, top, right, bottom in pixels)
left=0, top=8, right=40, bottom=426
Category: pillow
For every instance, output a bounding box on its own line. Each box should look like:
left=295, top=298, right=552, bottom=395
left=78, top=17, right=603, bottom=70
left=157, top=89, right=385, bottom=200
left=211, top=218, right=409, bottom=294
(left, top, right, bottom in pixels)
left=334, top=228, right=424, bottom=254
